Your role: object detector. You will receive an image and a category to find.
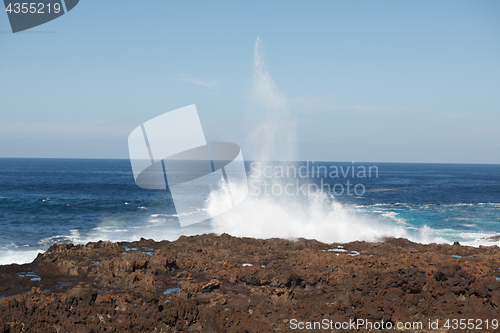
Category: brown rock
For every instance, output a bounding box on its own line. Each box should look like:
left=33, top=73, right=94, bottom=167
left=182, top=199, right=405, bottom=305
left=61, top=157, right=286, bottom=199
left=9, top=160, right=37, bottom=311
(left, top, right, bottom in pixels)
left=1, top=234, right=500, bottom=332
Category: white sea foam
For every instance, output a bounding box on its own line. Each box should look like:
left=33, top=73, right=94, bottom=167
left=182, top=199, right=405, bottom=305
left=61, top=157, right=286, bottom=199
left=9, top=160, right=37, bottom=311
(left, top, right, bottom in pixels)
left=0, top=248, right=45, bottom=265
left=210, top=186, right=454, bottom=244
left=460, top=237, right=500, bottom=248
left=38, top=229, right=81, bottom=246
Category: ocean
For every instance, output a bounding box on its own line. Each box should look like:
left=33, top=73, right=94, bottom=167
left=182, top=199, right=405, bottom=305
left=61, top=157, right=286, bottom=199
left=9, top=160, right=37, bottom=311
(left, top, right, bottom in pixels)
left=0, top=158, right=499, bottom=265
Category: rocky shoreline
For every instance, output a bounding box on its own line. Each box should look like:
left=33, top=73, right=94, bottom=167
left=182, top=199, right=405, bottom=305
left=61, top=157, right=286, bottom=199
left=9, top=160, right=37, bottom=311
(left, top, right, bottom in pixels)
left=1, top=234, right=500, bottom=332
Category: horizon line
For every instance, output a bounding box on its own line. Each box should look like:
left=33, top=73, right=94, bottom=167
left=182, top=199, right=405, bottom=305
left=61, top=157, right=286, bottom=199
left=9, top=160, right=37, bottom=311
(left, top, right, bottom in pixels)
left=0, top=156, right=498, bottom=166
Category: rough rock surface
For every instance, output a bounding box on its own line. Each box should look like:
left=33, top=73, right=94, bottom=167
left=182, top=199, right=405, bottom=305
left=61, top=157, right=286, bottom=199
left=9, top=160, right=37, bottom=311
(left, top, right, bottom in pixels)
left=1, top=234, right=499, bottom=332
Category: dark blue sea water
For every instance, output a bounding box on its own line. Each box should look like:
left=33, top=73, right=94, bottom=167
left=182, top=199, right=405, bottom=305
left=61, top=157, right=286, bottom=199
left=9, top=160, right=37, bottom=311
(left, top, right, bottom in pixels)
left=1, top=158, right=499, bottom=264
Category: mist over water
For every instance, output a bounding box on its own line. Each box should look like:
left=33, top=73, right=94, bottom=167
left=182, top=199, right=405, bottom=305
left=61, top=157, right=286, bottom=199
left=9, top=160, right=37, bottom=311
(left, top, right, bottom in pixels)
left=246, top=37, right=297, bottom=164
left=209, top=38, right=444, bottom=244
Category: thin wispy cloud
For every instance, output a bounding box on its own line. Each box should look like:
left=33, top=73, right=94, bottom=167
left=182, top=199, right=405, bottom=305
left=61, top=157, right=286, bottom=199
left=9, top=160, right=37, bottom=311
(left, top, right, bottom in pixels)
left=290, top=97, right=400, bottom=113
left=0, top=119, right=130, bottom=140
left=440, top=112, right=473, bottom=119
left=177, top=74, right=220, bottom=89
left=328, top=105, right=398, bottom=112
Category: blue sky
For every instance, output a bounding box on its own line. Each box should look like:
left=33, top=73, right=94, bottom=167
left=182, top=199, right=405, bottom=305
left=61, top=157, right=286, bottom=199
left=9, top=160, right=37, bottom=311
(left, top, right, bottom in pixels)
left=1, top=0, right=499, bottom=163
